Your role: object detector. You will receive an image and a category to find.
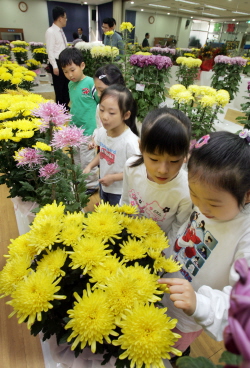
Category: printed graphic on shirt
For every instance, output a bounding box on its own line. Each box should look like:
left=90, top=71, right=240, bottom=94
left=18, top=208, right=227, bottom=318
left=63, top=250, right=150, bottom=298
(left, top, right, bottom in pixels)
left=173, top=210, right=218, bottom=282
left=100, top=143, right=116, bottom=166
left=82, top=88, right=91, bottom=96
left=129, top=189, right=170, bottom=223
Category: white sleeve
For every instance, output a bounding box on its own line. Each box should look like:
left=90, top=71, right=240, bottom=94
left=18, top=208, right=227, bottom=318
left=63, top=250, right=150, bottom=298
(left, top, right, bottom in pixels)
left=45, top=29, right=57, bottom=69
left=192, top=285, right=231, bottom=341
left=167, top=198, right=192, bottom=246
left=126, top=137, right=140, bottom=159
left=120, top=162, right=130, bottom=205
left=193, top=241, right=250, bottom=341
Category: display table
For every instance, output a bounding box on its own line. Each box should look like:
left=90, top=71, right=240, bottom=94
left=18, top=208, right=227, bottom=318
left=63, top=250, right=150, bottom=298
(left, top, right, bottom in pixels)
left=200, top=71, right=214, bottom=87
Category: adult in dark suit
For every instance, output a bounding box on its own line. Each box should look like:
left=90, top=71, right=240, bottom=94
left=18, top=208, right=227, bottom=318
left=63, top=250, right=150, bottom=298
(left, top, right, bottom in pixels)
left=77, top=27, right=88, bottom=42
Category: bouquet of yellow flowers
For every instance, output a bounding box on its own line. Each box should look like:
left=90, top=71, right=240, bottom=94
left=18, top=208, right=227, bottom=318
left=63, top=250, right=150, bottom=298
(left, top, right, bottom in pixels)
left=175, top=57, right=202, bottom=88
left=0, top=201, right=182, bottom=368
left=169, top=84, right=230, bottom=139
left=0, top=62, right=36, bottom=92
left=32, top=48, right=48, bottom=64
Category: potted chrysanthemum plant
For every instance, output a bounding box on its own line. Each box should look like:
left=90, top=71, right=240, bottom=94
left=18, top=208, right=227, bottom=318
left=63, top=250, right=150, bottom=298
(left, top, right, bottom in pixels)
left=235, top=81, right=250, bottom=129
left=175, top=57, right=202, bottom=88
left=169, top=84, right=230, bottom=140
left=0, top=201, right=182, bottom=368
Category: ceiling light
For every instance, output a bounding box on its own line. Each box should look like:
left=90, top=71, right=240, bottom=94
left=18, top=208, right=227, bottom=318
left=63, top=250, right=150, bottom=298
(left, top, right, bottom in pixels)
left=141, top=8, right=144, bottom=11
left=180, top=8, right=195, bottom=12
left=232, top=11, right=250, bottom=15
left=167, top=12, right=170, bottom=14
left=191, top=16, right=193, bottom=18
left=130, top=1, right=134, bottom=3
left=232, top=18, right=235, bottom=21
left=175, top=0, right=199, bottom=4
left=236, top=22, right=239, bottom=24
left=149, top=3, right=170, bottom=8
left=204, top=4, right=226, bottom=10
left=202, top=12, right=219, bottom=16
left=84, top=1, right=87, bottom=3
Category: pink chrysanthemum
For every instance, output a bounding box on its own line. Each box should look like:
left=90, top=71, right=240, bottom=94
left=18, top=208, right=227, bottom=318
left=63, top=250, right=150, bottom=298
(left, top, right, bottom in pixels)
left=14, top=148, right=44, bottom=168
left=51, top=125, right=88, bottom=149
left=39, top=163, right=60, bottom=179
left=32, top=101, right=72, bottom=132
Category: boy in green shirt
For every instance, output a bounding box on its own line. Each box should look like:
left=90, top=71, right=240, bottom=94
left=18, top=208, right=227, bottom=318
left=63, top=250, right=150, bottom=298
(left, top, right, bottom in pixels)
left=59, top=48, right=98, bottom=195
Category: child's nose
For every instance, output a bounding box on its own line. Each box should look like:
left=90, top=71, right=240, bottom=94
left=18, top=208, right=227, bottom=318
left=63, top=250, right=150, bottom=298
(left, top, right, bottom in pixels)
left=158, top=162, right=168, bottom=174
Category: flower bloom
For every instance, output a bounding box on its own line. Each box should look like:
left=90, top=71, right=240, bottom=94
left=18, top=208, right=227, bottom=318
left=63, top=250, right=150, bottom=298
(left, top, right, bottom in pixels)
left=224, top=258, right=250, bottom=363
left=39, top=162, right=60, bottom=179
left=14, top=147, right=44, bottom=167
left=104, top=30, right=114, bottom=36
left=200, top=95, right=216, bottom=107
left=32, top=101, right=72, bottom=132
left=215, top=89, right=230, bottom=107
left=150, top=47, right=176, bottom=55
left=120, top=22, right=135, bottom=32
left=129, top=54, right=172, bottom=70
left=51, top=125, right=88, bottom=149
left=113, top=303, right=181, bottom=367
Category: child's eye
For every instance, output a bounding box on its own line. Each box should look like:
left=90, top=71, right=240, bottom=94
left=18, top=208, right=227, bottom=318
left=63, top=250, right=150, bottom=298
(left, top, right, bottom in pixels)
left=171, top=160, right=180, bottom=163
left=99, top=109, right=104, bottom=112
left=149, top=158, right=158, bottom=162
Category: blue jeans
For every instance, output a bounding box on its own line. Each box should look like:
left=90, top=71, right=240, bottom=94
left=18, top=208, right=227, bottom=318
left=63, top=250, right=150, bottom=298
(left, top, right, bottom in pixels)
left=100, top=186, right=121, bottom=205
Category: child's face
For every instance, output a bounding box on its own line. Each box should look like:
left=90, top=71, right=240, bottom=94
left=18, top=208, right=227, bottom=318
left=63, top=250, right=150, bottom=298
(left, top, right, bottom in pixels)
left=62, top=62, right=85, bottom=83
left=94, top=78, right=107, bottom=97
left=99, top=96, right=130, bottom=135
left=189, top=179, right=240, bottom=221
left=142, top=150, right=184, bottom=184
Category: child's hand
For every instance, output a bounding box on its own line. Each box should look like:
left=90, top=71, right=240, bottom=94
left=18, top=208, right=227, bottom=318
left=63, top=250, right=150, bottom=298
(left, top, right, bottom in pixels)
left=99, top=175, right=114, bottom=187
left=88, top=140, right=96, bottom=150
left=83, top=166, right=91, bottom=174
left=158, top=278, right=196, bottom=316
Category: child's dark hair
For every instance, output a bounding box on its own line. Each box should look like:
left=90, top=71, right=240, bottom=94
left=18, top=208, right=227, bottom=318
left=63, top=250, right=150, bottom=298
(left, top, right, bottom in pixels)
left=131, top=107, right=191, bottom=167
left=94, top=64, right=125, bottom=87
left=52, top=6, right=65, bottom=21
left=100, top=84, right=138, bottom=136
left=188, top=131, right=250, bottom=207
left=59, top=48, right=84, bottom=68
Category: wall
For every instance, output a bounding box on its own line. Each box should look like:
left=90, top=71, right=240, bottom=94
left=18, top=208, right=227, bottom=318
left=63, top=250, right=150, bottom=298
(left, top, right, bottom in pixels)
left=134, top=11, right=191, bottom=48
left=0, top=0, right=49, bottom=42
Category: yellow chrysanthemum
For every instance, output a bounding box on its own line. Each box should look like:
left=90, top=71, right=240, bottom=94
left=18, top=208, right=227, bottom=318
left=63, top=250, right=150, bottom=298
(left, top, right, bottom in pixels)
left=33, top=141, right=52, bottom=151
left=65, top=286, right=118, bottom=352
left=59, top=224, right=84, bottom=247
left=11, top=77, right=22, bottom=85
left=23, top=75, right=34, bottom=82
left=89, top=256, right=123, bottom=285
left=0, top=127, right=13, bottom=140
left=120, top=22, right=135, bottom=32
left=187, top=84, right=200, bottom=95
left=25, top=70, right=36, bottom=77
left=10, top=137, right=22, bottom=142
left=215, top=89, right=230, bottom=107
left=199, top=86, right=216, bottom=96
left=143, top=233, right=169, bottom=252
left=68, top=237, right=111, bottom=274
left=116, top=213, right=133, bottom=228
left=104, top=30, right=114, bottom=36
left=125, top=217, right=148, bottom=238
left=139, top=217, right=165, bottom=236
left=36, top=248, right=67, bottom=278
left=27, top=216, right=63, bottom=254
left=0, top=254, right=32, bottom=297
left=200, top=95, right=216, bottom=107
left=7, top=271, right=66, bottom=329
left=0, top=72, right=12, bottom=81
left=15, top=130, right=34, bottom=138
left=113, top=303, right=181, bottom=368
left=0, top=111, right=16, bottom=120
left=33, top=201, right=65, bottom=223
left=126, top=263, right=163, bottom=300
left=120, top=237, right=147, bottom=262
left=168, top=84, right=187, bottom=99
left=7, top=233, right=37, bottom=259
left=83, top=211, right=122, bottom=244
left=93, top=201, right=117, bottom=213
left=175, top=91, right=194, bottom=103
left=12, top=72, right=23, bottom=78
left=116, top=204, right=139, bottom=215
left=153, top=255, right=182, bottom=273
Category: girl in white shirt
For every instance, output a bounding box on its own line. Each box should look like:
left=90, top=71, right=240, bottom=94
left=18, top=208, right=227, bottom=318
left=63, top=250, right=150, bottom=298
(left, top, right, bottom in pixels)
left=120, top=107, right=192, bottom=244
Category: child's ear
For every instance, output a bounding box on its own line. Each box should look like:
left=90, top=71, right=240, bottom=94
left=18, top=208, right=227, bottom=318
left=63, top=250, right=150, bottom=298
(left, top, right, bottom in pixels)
left=124, top=110, right=131, bottom=121
left=244, top=190, right=250, bottom=204
left=81, top=62, right=85, bottom=70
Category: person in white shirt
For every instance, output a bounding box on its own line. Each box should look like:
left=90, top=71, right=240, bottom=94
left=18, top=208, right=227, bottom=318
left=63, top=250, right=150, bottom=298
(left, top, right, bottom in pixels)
left=45, top=6, right=69, bottom=108
left=158, top=130, right=250, bottom=361
left=120, top=107, right=192, bottom=244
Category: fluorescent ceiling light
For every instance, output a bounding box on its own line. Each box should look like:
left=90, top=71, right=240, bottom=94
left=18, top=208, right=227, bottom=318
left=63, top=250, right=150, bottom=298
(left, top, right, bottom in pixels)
left=175, top=0, right=199, bottom=4
left=141, top=8, right=144, bottom=11
left=232, top=11, right=250, bottom=15
left=180, top=8, right=195, bottom=12
left=202, top=12, right=219, bottom=16
left=205, top=4, right=226, bottom=10
left=149, top=3, right=170, bottom=8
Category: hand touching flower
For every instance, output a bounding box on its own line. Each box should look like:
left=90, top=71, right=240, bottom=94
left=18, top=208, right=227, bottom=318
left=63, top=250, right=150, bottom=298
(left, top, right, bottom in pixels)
left=158, top=278, right=197, bottom=316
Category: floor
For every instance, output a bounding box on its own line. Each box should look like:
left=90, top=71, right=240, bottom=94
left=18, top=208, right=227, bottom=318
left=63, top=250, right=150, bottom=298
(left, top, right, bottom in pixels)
left=2, top=71, right=245, bottom=367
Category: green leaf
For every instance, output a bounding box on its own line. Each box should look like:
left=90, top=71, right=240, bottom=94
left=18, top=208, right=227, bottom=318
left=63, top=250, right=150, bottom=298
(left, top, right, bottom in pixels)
left=219, top=351, right=243, bottom=365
